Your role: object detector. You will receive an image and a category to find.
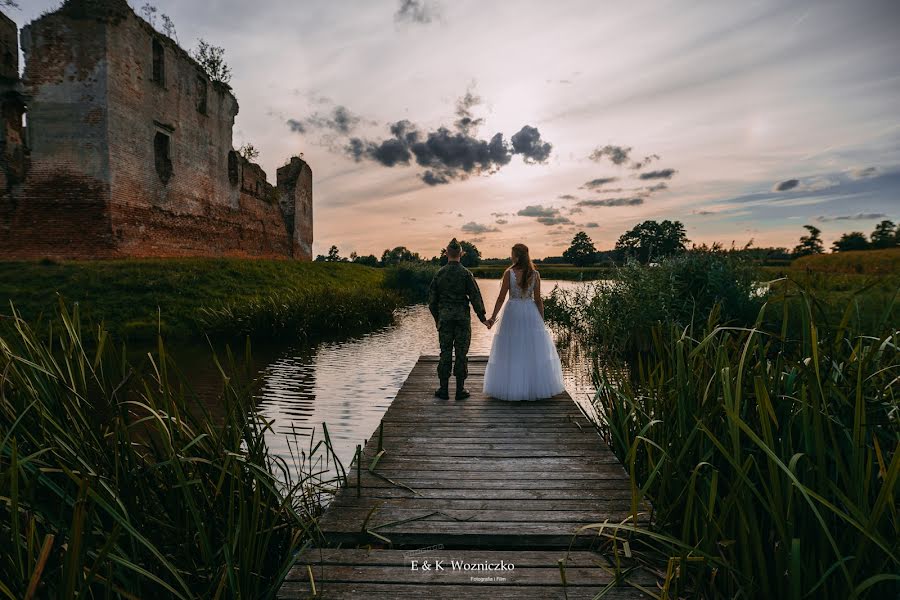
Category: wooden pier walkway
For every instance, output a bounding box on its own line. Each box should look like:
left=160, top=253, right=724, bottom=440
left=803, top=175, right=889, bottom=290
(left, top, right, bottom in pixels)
left=278, top=355, right=656, bottom=599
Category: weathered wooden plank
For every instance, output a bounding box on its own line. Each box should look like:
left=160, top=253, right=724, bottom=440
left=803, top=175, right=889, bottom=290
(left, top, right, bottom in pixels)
left=278, top=582, right=651, bottom=599
left=279, top=355, right=654, bottom=598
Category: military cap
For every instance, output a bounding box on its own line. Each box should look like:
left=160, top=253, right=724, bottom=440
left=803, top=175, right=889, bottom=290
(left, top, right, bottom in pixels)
left=447, top=238, right=462, bottom=251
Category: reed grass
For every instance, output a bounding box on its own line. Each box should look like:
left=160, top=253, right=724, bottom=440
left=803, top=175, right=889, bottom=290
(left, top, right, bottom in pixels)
left=0, top=301, right=341, bottom=599
left=587, top=283, right=899, bottom=598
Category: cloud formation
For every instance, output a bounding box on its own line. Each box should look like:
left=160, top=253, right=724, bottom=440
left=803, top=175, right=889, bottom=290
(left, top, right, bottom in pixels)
left=577, top=197, right=644, bottom=207
left=581, top=177, right=618, bottom=190
left=850, top=167, right=878, bottom=179
left=774, top=178, right=800, bottom=191
left=462, top=221, right=500, bottom=234
left=815, top=213, right=887, bottom=222
left=517, top=205, right=558, bottom=217
left=537, top=215, right=573, bottom=225
left=395, top=0, right=439, bottom=24
left=345, top=110, right=551, bottom=185
left=584, top=222, right=599, bottom=228
left=638, top=169, right=677, bottom=180
left=288, top=105, right=363, bottom=135
left=630, top=154, right=660, bottom=170
left=589, top=144, right=631, bottom=165
left=495, top=218, right=508, bottom=225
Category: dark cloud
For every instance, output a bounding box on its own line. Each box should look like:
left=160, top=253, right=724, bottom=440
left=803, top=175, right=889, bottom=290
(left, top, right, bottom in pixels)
left=491, top=212, right=508, bottom=217
left=395, top=0, right=439, bottom=24
left=568, top=207, right=583, bottom=214
left=589, top=145, right=632, bottom=165
left=693, top=210, right=717, bottom=215
left=645, top=182, right=668, bottom=192
left=462, top=221, right=500, bottom=234
left=495, top=218, right=508, bottom=225
left=581, top=177, right=618, bottom=190
left=558, top=194, right=578, bottom=200
left=537, top=215, right=573, bottom=226
left=348, top=115, right=552, bottom=185
left=517, top=205, right=559, bottom=217
left=584, top=222, right=599, bottom=228
left=422, top=170, right=450, bottom=185
left=774, top=178, right=800, bottom=191
left=630, top=154, right=660, bottom=169
left=815, top=213, right=887, bottom=222
left=851, top=167, right=878, bottom=179
left=510, top=125, right=553, bottom=163
left=577, top=197, right=644, bottom=207
left=638, top=169, right=677, bottom=180
left=289, top=105, right=363, bottom=135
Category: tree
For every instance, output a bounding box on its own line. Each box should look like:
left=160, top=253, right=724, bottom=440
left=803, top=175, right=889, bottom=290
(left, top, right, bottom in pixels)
left=831, top=232, right=869, bottom=252
left=193, top=39, right=232, bottom=85
left=352, top=253, right=379, bottom=267
left=238, top=143, right=260, bottom=161
left=562, top=231, right=598, bottom=266
left=325, top=245, right=343, bottom=262
left=615, top=220, right=689, bottom=263
left=439, top=240, right=481, bottom=267
left=380, top=246, right=420, bottom=266
left=870, top=220, right=898, bottom=249
left=791, top=225, right=824, bottom=257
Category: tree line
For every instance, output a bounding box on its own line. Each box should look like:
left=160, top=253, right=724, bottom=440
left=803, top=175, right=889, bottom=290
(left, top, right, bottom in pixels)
left=316, top=218, right=898, bottom=269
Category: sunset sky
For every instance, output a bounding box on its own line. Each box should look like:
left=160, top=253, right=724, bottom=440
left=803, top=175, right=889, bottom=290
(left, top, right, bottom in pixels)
left=9, top=0, right=900, bottom=258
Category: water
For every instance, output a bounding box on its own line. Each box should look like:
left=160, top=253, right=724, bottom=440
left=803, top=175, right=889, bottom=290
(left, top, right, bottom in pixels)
left=177, top=279, right=600, bottom=478
left=247, top=279, right=603, bottom=475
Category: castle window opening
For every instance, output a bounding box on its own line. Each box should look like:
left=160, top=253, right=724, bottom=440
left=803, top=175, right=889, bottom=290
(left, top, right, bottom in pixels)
left=152, top=38, right=165, bottom=85
left=154, top=131, right=172, bottom=183
left=196, top=75, right=207, bottom=114
left=227, top=150, right=239, bottom=185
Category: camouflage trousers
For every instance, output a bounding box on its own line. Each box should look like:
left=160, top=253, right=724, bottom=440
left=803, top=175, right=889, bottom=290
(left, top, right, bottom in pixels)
left=437, top=319, right=471, bottom=381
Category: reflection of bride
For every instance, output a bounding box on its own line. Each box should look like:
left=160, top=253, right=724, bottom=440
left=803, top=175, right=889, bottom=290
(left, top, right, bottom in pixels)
left=483, top=243, right=565, bottom=401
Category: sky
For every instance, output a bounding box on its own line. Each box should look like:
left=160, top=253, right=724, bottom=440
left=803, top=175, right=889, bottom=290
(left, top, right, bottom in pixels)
left=7, top=0, right=900, bottom=259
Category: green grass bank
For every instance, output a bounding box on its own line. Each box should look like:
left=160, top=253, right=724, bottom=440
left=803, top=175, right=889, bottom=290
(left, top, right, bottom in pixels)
left=0, top=259, right=402, bottom=341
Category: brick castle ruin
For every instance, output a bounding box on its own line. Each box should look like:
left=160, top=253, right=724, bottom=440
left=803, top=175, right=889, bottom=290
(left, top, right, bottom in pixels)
left=0, top=0, right=312, bottom=260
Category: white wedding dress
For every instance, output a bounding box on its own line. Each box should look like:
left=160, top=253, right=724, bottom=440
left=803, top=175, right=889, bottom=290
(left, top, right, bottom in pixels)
left=483, top=269, right=566, bottom=401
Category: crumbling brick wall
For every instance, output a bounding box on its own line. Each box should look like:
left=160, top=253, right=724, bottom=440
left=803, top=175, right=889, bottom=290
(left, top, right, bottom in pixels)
left=277, top=157, right=313, bottom=260
left=0, top=0, right=312, bottom=260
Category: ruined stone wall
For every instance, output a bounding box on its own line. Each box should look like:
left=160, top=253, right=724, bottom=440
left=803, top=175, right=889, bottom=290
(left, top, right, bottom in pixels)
left=0, top=8, right=116, bottom=258
left=277, top=157, right=313, bottom=260
left=0, top=0, right=312, bottom=260
left=103, top=9, right=291, bottom=258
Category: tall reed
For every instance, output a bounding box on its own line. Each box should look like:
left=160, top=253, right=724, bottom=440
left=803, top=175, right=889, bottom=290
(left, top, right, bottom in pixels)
left=0, top=302, right=338, bottom=599
left=591, top=285, right=899, bottom=598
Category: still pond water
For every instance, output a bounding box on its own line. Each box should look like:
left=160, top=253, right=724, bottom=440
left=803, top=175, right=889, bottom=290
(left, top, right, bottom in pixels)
left=194, top=279, right=601, bottom=478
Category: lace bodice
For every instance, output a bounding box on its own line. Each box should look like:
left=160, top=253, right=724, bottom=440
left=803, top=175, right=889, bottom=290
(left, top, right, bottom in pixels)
left=509, top=269, right=536, bottom=300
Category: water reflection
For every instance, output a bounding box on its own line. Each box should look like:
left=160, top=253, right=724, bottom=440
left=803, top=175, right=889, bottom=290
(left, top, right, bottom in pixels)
left=252, top=279, right=600, bottom=474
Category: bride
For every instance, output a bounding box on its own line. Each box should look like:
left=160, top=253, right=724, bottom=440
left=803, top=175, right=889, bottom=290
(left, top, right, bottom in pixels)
left=483, top=243, right=565, bottom=401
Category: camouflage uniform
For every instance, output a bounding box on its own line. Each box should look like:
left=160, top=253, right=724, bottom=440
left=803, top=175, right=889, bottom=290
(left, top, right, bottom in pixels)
left=427, top=261, right=487, bottom=382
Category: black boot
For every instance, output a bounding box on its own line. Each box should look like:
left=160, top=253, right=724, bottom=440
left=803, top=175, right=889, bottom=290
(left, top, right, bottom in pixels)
left=434, top=379, right=449, bottom=400
left=455, top=377, right=470, bottom=400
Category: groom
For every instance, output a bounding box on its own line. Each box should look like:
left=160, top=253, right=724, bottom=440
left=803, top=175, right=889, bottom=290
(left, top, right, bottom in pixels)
left=428, top=238, right=488, bottom=400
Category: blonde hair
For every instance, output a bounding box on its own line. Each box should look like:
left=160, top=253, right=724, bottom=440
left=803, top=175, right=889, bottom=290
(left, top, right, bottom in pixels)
left=511, top=243, right=535, bottom=291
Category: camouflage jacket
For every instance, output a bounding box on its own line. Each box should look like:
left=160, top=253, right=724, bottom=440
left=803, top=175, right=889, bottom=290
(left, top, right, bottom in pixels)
left=428, top=262, right=487, bottom=325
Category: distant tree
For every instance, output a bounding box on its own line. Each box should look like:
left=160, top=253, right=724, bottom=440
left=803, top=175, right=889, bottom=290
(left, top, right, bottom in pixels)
left=193, top=39, right=232, bottom=85
left=314, top=254, right=326, bottom=262
left=352, top=253, right=379, bottom=267
left=831, top=232, right=870, bottom=252
left=870, top=219, right=898, bottom=249
left=325, top=245, right=343, bottom=262
left=791, top=225, right=825, bottom=257
left=439, top=240, right=481, bottom=267
left=615, top=220, right=689, bottom=263
left=562, top=231, right=598, bottom=266
left=238, top=143, right=260, bottom=161
left=380, top=246, right=420, bottom=265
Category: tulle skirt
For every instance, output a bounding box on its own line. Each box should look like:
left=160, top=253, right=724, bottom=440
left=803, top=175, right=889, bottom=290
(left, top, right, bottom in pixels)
left=483, top=299, right=566, bottom=401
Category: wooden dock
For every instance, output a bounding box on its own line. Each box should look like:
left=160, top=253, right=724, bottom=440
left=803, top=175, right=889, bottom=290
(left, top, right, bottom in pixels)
left=279, top=355, right=656, bottom=599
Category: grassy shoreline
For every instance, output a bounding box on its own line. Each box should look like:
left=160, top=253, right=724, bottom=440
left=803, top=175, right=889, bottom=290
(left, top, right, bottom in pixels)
left=0, top=259, right=402, bottom=342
